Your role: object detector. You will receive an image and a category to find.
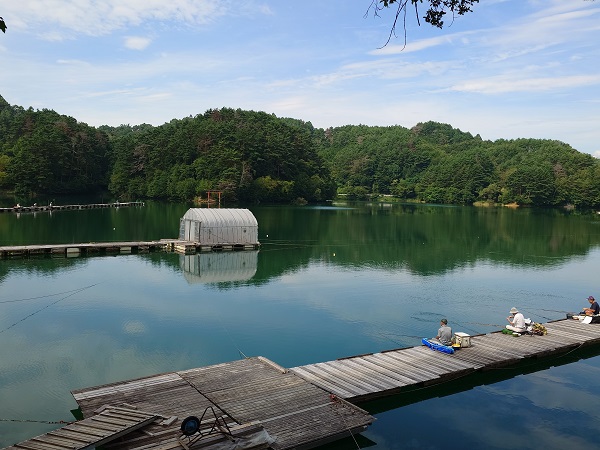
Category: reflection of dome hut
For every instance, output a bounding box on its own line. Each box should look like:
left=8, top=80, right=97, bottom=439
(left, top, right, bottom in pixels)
left=180, top=251, right=258, bottom=284
left=178, top=208, right=259, bottom=249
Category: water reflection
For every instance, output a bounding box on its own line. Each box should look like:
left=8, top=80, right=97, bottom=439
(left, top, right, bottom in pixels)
left=2, top=204, right=600, bottom=449
left=179, top=251, right=258, bottom=284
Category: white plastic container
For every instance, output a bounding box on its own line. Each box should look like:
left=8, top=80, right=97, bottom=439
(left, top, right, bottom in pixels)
left=454, top=332, right=471, bottom=347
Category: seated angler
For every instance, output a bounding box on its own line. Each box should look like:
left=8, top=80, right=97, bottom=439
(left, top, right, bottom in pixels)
left=434, top=318, right=453, bottom=345
left=580, top=296, right=600, bottom=316
left=506, top=307, right=527, bottom=333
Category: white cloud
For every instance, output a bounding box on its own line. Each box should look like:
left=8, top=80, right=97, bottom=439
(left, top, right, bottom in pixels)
left=124, top=36, right=152, bottom=50
left=1, top=0, right=600, bottom=155
left=3, top=0, right=231, bottom=36
left=450, top=74, right=600, bottom=94
left=371, top=31, right=475, bottom=55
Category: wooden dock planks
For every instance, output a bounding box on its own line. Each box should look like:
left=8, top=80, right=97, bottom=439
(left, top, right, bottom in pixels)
left=179, top=358, right=373, bottom=450
left=0, top=202, right=145, bottom=214
left=291, top=319, right=600, bottom=401
left=69, top=357, right=374, bottom=450
left=0, top=239, right=260, bottom=259
left=5, top=407, right=157, bottom=450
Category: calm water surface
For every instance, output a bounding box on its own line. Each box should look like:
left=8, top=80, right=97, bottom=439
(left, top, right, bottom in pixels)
left=1, top=202, right=600, bottom=449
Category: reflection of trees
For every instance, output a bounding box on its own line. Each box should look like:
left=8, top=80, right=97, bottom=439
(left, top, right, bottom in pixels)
left=0, top=257, right=88, bottom=283
left=253, top=204, right=600, bottom=277
left=1, top=204, right=598, bottom=281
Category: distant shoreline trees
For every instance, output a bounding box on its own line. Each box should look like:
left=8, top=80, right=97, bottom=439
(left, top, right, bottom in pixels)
left=0, top=95, right=598, bottom=209
left=315, top=121, right=600, bottom=208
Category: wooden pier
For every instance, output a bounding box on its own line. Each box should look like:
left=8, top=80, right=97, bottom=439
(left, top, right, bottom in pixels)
left=4, top=318, right=600, bottom=450
left=0, top=240, right=260, bottom=259
left=290, top=318, right=600, bottom=402
left=0, top=202, right=144, bottom=214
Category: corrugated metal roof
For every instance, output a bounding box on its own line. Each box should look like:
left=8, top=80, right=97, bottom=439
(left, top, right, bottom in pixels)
left=181, top=208, right=258, bottom=227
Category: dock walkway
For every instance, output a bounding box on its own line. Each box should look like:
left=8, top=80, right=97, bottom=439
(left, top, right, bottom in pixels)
left=0, top=202, right=144, bottom=214
left=70, top=357, right=372, bottom=450
left=290, top=319, right=600, bottom=402
left=4, top=319, right=600, bottom=450
left=3, top=407, right=158, bottom=450
left=0, top=240, right=260, bottom=259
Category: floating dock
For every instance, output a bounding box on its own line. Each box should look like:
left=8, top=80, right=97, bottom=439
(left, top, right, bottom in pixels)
left=290, top=319, right=600, bottom=402
left=0, top=240, right=260, bottom=259
left=4, top=318, right=600, bottom=450
left=0, top=202, right=145, bottom=214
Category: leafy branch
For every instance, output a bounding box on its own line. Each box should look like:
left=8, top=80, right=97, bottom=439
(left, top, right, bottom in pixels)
left=366, top=0, right=479, bottom=48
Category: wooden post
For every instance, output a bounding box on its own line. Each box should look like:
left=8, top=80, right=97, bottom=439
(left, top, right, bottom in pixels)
left=206, top=191, right=222, bottom=208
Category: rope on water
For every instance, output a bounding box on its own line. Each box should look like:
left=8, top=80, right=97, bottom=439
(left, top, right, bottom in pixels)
left=0, top=418, right=74, bottom=425
left=0, top=286, right=99, bottom=304
left=329, top=395, right=361, bottom=450
left=0, top=283, right=101, bottom=334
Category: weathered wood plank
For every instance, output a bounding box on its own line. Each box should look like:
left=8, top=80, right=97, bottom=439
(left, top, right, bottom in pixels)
left=546, top=324, right=600, bottom=342
left=302, top=363, right=375, bottom=395
left=28, top=435, right=81, bottom=449
left=317, top=361, right=389, bottom=393
left=485, top=333, right=563, bottom=354
left=397, top=349, right=477, bottom=381
left=370, top=352, right=442, bottom=382
left=19, top=439, right=68, bottom=450
left=335, top=357, right=410, bottom=388
left=381, top=350, right=445, bottom=378
left=324, top=360, right=401, bottom=391
left=60, top=424, right=107, bottom=438
left=72, top=373, right=182, bottom=401
left=363, top=353, right=442, bottom=382
left=289, top=366, right=357, bottom=399
left=341, top=355, right=415, bottom=386
left=46, top=430, right=94, bottom=444
left=463, top=340, right=527, bottom=361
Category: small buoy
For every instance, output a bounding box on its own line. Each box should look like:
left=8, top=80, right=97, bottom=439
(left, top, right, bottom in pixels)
left=266, top=234, right=268, bottom=238
left=113, top=227, right=116, bottom=230
left=333, top=253, right=336, bottom=256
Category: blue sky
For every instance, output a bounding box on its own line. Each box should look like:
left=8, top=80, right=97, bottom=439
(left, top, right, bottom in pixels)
left=1, top=1, right=599, bottom=156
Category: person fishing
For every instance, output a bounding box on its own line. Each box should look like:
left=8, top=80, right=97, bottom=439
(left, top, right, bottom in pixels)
left=580, top=296, right=600, bottom=316
left=433, top=318, right=453, bottom=345
left=506, top=307, right=527, bottom=333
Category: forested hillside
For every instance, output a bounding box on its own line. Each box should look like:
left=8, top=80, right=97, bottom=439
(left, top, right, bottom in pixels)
left=0, top=95, right=110, bottom=198
left=0, top=98, right=335, bottom=204
left=101, top=108, right=335, bottom=203
left=1, top=94, right=599, bottom=208
left=315, top=122, right=600, bottom=208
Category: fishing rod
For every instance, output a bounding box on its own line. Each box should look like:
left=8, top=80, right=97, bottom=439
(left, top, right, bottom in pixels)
left=0, top=418, right=73, bottom=425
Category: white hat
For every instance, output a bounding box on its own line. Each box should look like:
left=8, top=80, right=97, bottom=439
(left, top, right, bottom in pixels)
left=510, top=307, right=519, bottom=314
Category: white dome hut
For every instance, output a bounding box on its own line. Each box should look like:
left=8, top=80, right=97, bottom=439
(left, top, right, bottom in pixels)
left=178, top=208, right=259, bottom=248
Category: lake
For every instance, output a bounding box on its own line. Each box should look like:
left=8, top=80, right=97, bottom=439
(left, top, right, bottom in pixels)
left=1, top=201, right=600, bottom=449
